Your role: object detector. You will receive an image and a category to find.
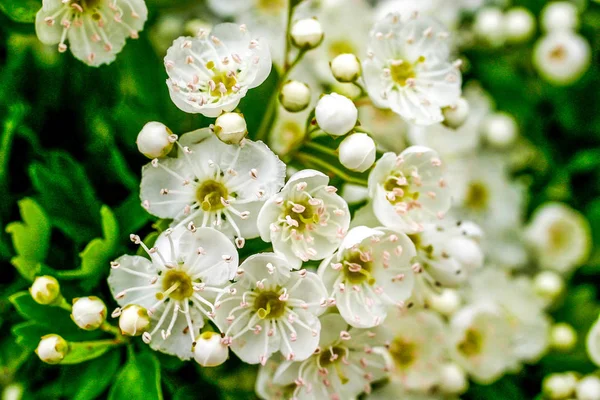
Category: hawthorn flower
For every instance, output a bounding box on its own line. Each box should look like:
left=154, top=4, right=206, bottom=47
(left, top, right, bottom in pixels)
left=362, top=13, right=462, bottom=125
left=257, top=170, right=351, bottom=267
left=533, top=32, right=591, bottom=86
left=318, top=226, right=417, bottom=328
left=164, top=23, right=271, bottom=117
left=368, top=146, right=451, bottom=233
left=35, top=0, right=148, bottom=67
left=108, top=227, right=239, bottom=360
left=214, top=253, right=329, bottom=364
left=140, top=129, right=285, bottom=248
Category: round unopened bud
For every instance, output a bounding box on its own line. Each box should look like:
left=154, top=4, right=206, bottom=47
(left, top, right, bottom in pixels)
left=533, top=270, right=564, bottom=301
left=290, top=18, right=324, bottom=50
left=214, top=112, right=247, bottom=145
left=576, top=376, right=600, bottom=400
left=551, top=323, right=577, bottom=352
left=504, top=7, right=536, bottom=43
left=442, top=97, right=470, bottom=129
left=30, top=275, right=60, bottom=305
left=439, top=363, right=469, bottom=394
left=71, top=296, right=107, bottom=331
left=315, top=93, right=357, bottom=136
left=330, top=53, right=361, bottom=83
left=36, top=334, right=69, bottom=364
left=473, top=7, right=505, bottom=46
left=448, top=237, right=484, bottom=271
left=279, top=80, right=311, bottom=112
left=543, top=372, right=578, bottom=400
left=338, top=133, right=376, bottom=172
left=482, top=112, right=518, bottom=148
left=429, top=288, right=461, bottom=316
left=119, top=304, right=151, bottom=336
left=193, top=331, right=229, bottom=367
left=541, top=1, right=579, bottom=32
left=136, top=122, right=175, bottom=159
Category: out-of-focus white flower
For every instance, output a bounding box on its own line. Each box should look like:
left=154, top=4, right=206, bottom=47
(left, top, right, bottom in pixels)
left=141, top=129, right=285, bottom=247
left=164, top=23, right=271, bottom=117
left=543, top=372, right=578, bottom=400
left=439, top=362, right=469, bottom=395
left=30, top=275, right=61, bottom=305
left=540, top=1, right=579, bottom=32
left=362, top=13, right=462, bottom=125
left=330, top=53, right=361, bottom=83
left=137, top=122, right=177, bottom=159
left=550, top=323, right=577, bottom=352
left=533, top=270, right=564, bottom=303
left=214, top=253, right=328, bottom=364
left=442, top=97, right=470, bottom=129
left=258, top=170, right=350, bottom=267
left=504, top=7, right=536, bottom=43
left=279, top=80, right=312, bottom=113
left=36, top=334, right=69, bottom=364
left=214, top=112, right=248, bottom=145
left=533, top=32, right=591, bottom=86
left=338, top=133, right=376, bottom=173
left=291, top=18, right=324, bottom=50
left=319, top=226, right=416, bottom=328
left=473, top=7, right=505, bottom=46
left=577, top=376, right=600, bottom=400
left=358, top=102, right=408, bottom=153
left=482, top=112, right=519, bottom=148
left=341, top=183, right=369, bottom=205
left=315, top=93, right=357, bottom=136
left=35, top=0, right=147, bottom=66
left=118, top=304, right=151, bottom=336
left=429, top=288, right=461, bottom=316
left=71, top=296, right=107, bottom=331
left=368, top=146, right=451, bottom=233
left=587, top=316, right=600, bottom=367
left=108, top=228, right=238, bottom=360
left=525, top=202, right=591, bottom=274
left=193, top=331, right=229, bottom=367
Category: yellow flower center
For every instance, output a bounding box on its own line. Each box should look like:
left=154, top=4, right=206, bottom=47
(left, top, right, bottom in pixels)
left=257, top=0, right=286, bottom=14
left=254, top=290, right=287, bottom=319
left=341, top=250, right=375, bottom=285
left=318, top=347, right=349, bottom=384
left=206, top=61, right=238, bottom=97
left=458, top=328, right=484, bottom=357
left=196, top=180, right=229, bottom=212
left=159, top=270, right=194, bottom=301
left=389, top=337, right=417, bottom=368
left=283, top=200, right=319, bottom=231
left=390, top=57, right=424, bottom=86
left=464, top=181, right=489, bottom=211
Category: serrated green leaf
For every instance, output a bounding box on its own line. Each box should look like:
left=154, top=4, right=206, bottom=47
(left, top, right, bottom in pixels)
left=60, top=340, right=120, bottom=365
left=9, top=256, right=42, bottom=282
left=108, top=350, right=163, bottom=400
left=0, top=0, right=40, bottom=23
left=67, top=350, right=121, bottom=400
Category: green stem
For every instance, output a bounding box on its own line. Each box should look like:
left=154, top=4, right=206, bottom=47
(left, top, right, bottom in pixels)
left=353, top=125, right=372, bottom=135
left=55, top=296, right=72, bottom=312
left=0, top=104, right=26, bottom=191
left=304, top=141, right=338, bottom=158
left=296, top=152, right=368, bottom=186
left=100, top=321, right=122, bottom=337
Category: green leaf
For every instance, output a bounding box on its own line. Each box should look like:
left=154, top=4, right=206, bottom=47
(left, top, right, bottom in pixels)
left=9, top=292, right=75, bottom=330
left=0, top=0, right=40, bottom=23
left=12, top=320, right=51, bottom=349
left=108, top=350, right=163, bottom=400
left=0, top=334, right=30, bottom=377
left=60, top=340, right=120, bottom=365
left=114, top=193, right=153, bottom=235
left=9, top=257, right=43, bottom=283
left=67, top=350, right=121, bottom=400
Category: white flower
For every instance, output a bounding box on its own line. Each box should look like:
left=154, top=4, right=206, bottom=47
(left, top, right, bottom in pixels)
left=136, top=122, right=176, bottom=159
left=140, top=129, right=285, bottom=248
left=482, top=112, right=519, bottom=148
left=35, top=0, right=147, bottom=66
left=587, top=316, right=600, bottom=367
left=428, top=288, right=461, bottom=316
left=362, top=13, right=461, bottom=125
left=543, top=372, right=578, bottom=400
left=473, top=7, right=505, bottom=46
left=36, top=334, right=69, bottom=364
left=358, top=102, right=408, bottom=153
left=525, top=202, right=591, bottom=274
left=331, top=53, right=361, bottom=83
left=30, top=275, right=61, bottom=305
left=214, top=253, right=328, bottom=364
left=315, top=93, right=358, bottom=136
left=439, top=362, right=469, bottom=395
left=533, top=32, right=591, bottom=86
left=71, top=296, right=107, bottom=330
left=338, top=133, right=376, bottom=173
left=164, top=23, right=271, bottom=117
left=503, top=7, right=536, bottom=44
left=441, top=96, right=470, bottom=129
left=577, top=376, right=600, bottom=400
left=279, top=80, right=312, bottom=113
left=118, top=304, right=151, bottom=336
left=550, top=323, right=577, bottom=352
left=319, top=226, right=417, bottom=328
left=214, top=112, right=248, bottom=145
left=193, top=331, right=229, bottom=367
left=257, top=170, right=350, bottom=267
left=374, top=0, right=461, bottom=31
left=533, top=270, right=564, bottom=303
left=108, top=227, right=239, bottom=360
left=291, top=18, right=324, bottom=50
left=540, top=1, right=579, bottom=32
left=266, top=313, right=388, bottom=400
left=368, top=146, right=451, bottom=233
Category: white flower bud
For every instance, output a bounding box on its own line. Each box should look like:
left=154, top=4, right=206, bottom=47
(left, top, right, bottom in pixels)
left=36, top=334, right=69, bottom=364
left=447, top=237, right=484, bottom=271
left=576, top=376, right=600, bottom=400
left=330, top=53, right=361, bottom=83
left=533, top=270, right=564, bottom=301
left=543, top=372, right=578, bottom=400
left=458, top=221, right=484, bottom=241
left=338, top=133, right=376, bottom=172
left=30, top=275, right=60, bottom=305
left=429, top=289, right=461, bottom=316
left=439, top=363, right=469, bottom=395
left=442, top=97, right=470, bottom=129
left=119, top=304, right=151, bottom=336
left=279, top=80, right=311, bottom=113
left=71, top=296, right=107, bottom=331
left=214, top=112, right=248, bottom=145
left=136, top=122, right=175, bottom=159
left=315, top=93, right=357, bottom=136
left=541, top=1, right=579, bottom=32
left=473, top=7, right=505, bottom=46
left=504, top=7, right=536, bottom=43
left=290, top=18, right=324, bottom=50
left=533, top=32, right=591, bottom=86
left=193, top=331, right=229, bottom=367
left=482, top=112, right=518, bottom=148
left=551, top=323, right=577, bottom=352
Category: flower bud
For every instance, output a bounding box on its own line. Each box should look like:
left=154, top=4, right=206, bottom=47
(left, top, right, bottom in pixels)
left=338, top=133, right=376, bottom=172
left=576, top=376, right=600, bottom=400
left=551, top=323, right=577, bottom=352
left=533, top=270, right=564, bottom=301
left=71, top=296, right=107, bottom=331
left=119, top=304, right=151, bottom=336
left=315, top=93, right=357, bottom=136
left=457, top=221, right=484, bottom=241
left=439, top=363, right=468, bottom=395
left=136, top=122, right=176, bottom=159
left=442, top=97, right=470, bottom=129
left=214, top=112, right=247, bottom=145
left=36, top=334, right=69, bottom=364
left=543, top=372, right=578, bottom=400
left=473, top=7, right=505, bottom=46
left=482, top=112, right=518, bottom=148
left=30, top=275, right=61, bottom=305
left=330, top=53, right=361, bottom=83
left=290, top=18, right=324, bottom=50
left=279, top=80, right=311, bottom=113
left=447, top=237, right=484, bottom=271
left=504, top=7, right=536, bottom=43
left=193, top=331, right=229, bottom=367
left=429, top=288, right=461, bottom=316
left=541, top=1, right=579, bottom=32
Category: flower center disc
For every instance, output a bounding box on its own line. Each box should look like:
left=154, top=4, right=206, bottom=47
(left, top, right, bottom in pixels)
left=319, top=346, right=349, bottom=383
left=254, top=290, right=286, bottom=319
left=284, top=200, right=318, bottom=231
left=205, top=61, right=238, bottom=96
left=160, top=270, right=194, bottom=301
left=464, top=181, right=489, bottom=211
left=196, top=179, right=229, bottom=212
left=78, top=0, right=102, bottom=10
left=341, top=251, right=374, bottom=285
left=389, top=337, right=417, bottom=368
left=457, top=328, right=484, bottom=357
left=383, top=174, right=419, bottom=204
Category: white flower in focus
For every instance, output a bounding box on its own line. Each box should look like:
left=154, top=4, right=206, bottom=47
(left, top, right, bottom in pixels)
left=338, top=133, right=376, bottom=173
left=368, top=146, right=451, bottom=233
left=533, top=32, right=591, bottom=86
left=136, top=122, right=176, bottom=159
left=108, top=227, right=239, bottom=360
left=362, top=13, right=462, bottom=125
left=315, top=93, right=358, bottom=136
left=258, top=170, right=350, bottom=267
left=164, top=23, right=272, bottom=117
left=540, top=1, right=579, bottom=32
left=214, top=112, right=248, bottom=145
left=36, top=334, right=69, bottom=364
left=35, top=0, right=147, bottom=66
left=525, top=202, right=591, bottom=274
left=140, top=129, right=285, bottom=248
left=193, top=331, right=229, bottom=367
left=319, top=226, right=417, bottom=328
left=118, top=304, right=151, bottom=336
left=214, top=253, right=328, bottom=364
left=71, top=296, right=107, bottom=330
